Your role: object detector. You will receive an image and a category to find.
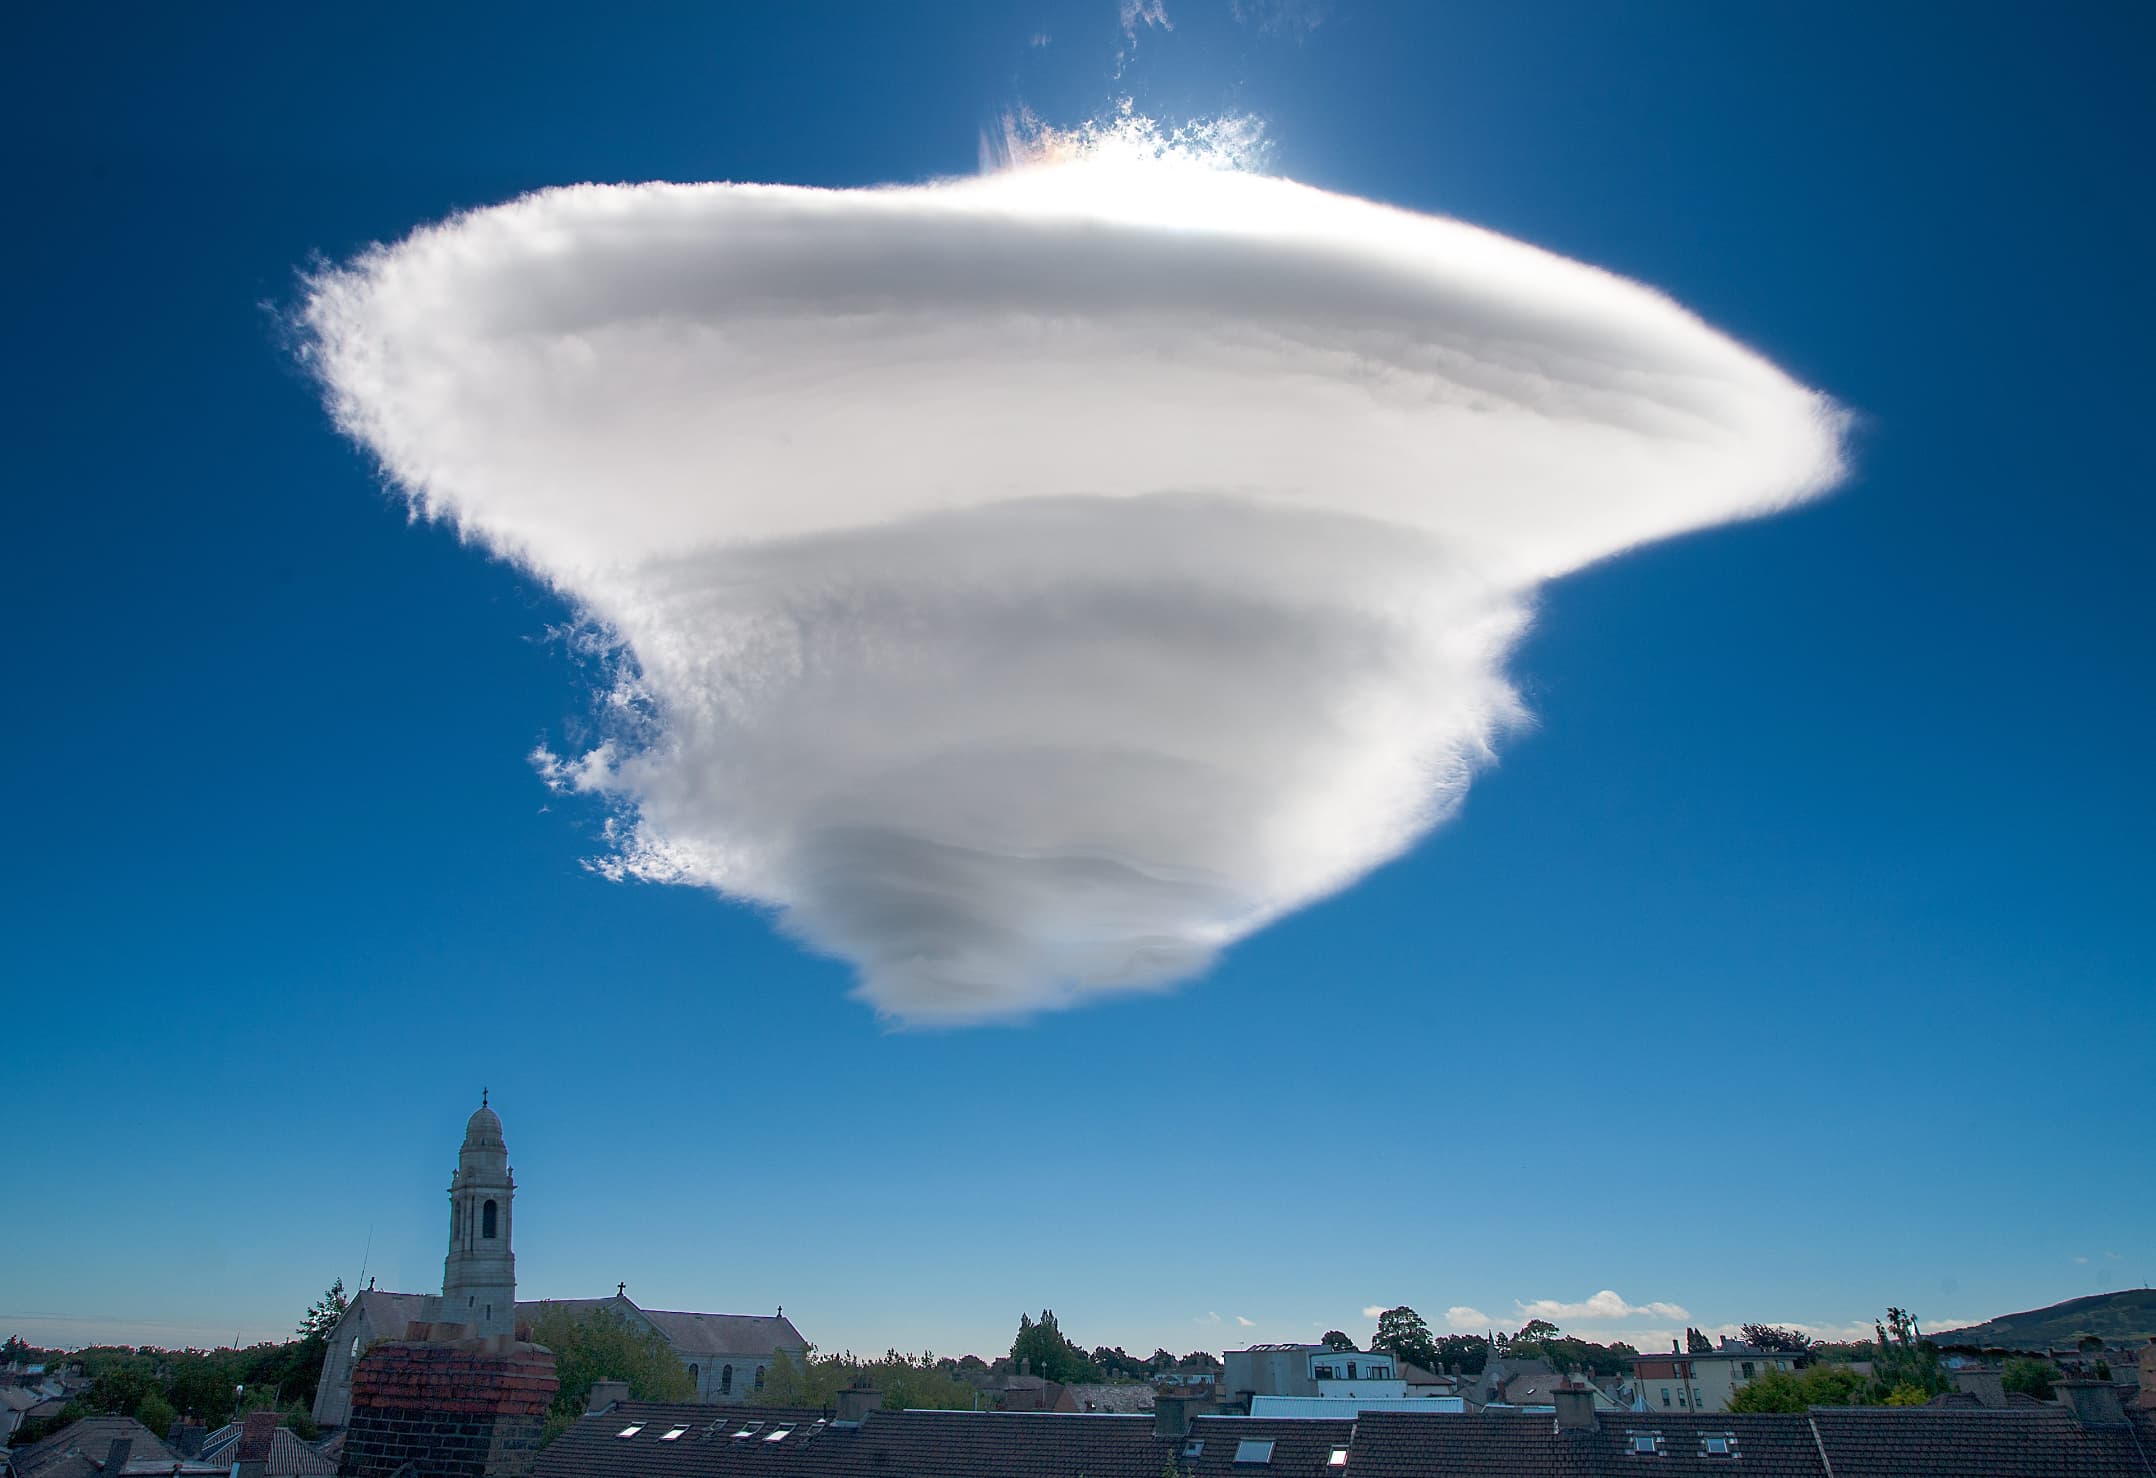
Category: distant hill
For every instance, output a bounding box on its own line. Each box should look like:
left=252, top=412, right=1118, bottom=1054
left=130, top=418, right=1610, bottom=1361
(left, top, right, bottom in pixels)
left=1931, top=1289, right=2156, bottom=1348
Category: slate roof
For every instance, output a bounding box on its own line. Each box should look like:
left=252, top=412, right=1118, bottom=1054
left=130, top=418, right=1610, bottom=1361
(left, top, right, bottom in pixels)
left=533, top=1403, right=837, bottom=1478
left=195, top=1423, right=337, bottom=1475
left=8, top=1417, right=176, bottom=1478
left=522, top=1396, right=2156, bottom=1478
left=638, top=1309, right=807, bottom=1357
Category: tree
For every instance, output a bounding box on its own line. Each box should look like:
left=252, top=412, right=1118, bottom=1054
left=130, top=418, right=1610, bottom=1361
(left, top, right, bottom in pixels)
left=1686, top=1327, right=1713, bottom=1355
left=1370, top=1307, right=1438, bottom=1371
left=1740, top=1324, right=1816, bottom=1353
left=1008, top=1311, right=1100, bottom=1385
left=526, top=1306, right=693, bottom=1444
left=1431, top=1335, right=1490, bottom=1376
left=2002, top=1357, right=2058, bottom=1400
left=1867, top=1308, right=1946, bottom=1404
left=1726, top=1364, right=1866, bottom=1413
left=137, top=1392, right=177, bottom=1438
left=1883, top=1383, right=1930, bottom=1406
left=297, top=1280, right=348, bottom=1343
left=1320, top=1331, right=1356, bottom=1353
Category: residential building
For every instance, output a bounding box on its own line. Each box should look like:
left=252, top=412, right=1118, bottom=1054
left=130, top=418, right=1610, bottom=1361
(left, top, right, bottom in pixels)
left=1632, top=1337, right=1811, bottom=1414
left=1225, top=1343, right=1431, bottom=1402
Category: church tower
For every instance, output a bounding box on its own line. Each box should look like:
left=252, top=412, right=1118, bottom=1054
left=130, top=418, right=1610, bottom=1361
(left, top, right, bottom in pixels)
left=441, top=1092, right=517, bottom=1338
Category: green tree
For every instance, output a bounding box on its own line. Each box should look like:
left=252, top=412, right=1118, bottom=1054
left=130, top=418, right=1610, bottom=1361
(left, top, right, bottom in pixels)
left=1008, top=1310, right=1100, bottom=1384
left=1883, top=1383, right=1929, bottom=1406
left=1320, top=1331, right=1356, bottom=1353
left=527, top=1306, right=693, bottom=1445
left=1370, top=1308, right=1438, bottom=1371
left=1726, top=1363, right=1867, bottom=1414
left=136, top=1392, right=178, bottom=1438
left=2002, top=1357, right=2059, bottom=1400
left=297, top=1280, right=349, bottom=1342
left=1866, top=1308, right=1946, bottom=1403
left=1431, top=1335, right=1490, bottom=1376
left=1740, top=1324, right=1816, bottom=1353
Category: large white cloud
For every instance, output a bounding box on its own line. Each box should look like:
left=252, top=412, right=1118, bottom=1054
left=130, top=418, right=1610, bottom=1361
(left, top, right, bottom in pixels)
left=303, top=139, right=1843, bottom=1022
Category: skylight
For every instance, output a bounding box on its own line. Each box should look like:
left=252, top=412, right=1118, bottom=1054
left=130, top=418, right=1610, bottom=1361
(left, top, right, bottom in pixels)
left=1234, top=1438, right=1276, bottom=1465
left=615, top=1424, right=643, bottom=1439
left=1329, top=1446, right=1349, bottom=1468
left=1632, top=1435, right=1658, bottom=1454
left=660, top=1426, right=689, bottom=1442
left=732, top=1422, right=764, bottom=1438
left=765, top=1427, right=794, bottom=1443
left=1184, top=1440, right=1205, bottom=1458
left=1706, top=1435, right=1732, bottom=1455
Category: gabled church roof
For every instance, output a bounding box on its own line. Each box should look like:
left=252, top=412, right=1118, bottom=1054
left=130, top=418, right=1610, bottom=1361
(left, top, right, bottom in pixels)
left=635, top=1308, right=806, bottom=1356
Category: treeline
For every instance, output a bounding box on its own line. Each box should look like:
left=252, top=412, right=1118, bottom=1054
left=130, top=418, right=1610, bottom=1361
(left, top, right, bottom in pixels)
left=1, top=1337, right=327, bottom=1446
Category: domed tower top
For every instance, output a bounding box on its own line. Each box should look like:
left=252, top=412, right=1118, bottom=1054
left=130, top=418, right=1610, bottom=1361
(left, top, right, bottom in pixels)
left=443, top=1091, right=516, bottom=1337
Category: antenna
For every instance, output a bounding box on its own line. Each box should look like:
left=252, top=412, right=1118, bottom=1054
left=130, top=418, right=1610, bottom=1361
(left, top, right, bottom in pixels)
left=356, top=1224, right=374, bottom=1295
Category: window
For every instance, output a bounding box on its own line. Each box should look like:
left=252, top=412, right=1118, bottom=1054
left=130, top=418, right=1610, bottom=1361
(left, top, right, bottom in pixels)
left=482, top=1200, right=497, bottom=1239
left=1314, top=1365, right=1334, bottom=1380
left=764, top=1427, right=793, bottom=1443
left=1328, top=1445, right=1349, bottom=1467
left=731, top=1422, right=763, bottom=1439
left=1183, top=1441, right=1205, bottom=1458
left=660, top=1427, right=689, bottom=1442
left=721, top=1364, right=733, bottom=1395
left=755, top=1366, right=766, bottom=1390
left=1632, top=1435, right=1658, bottom=1455
left=1694, top=1389, right=1704, bottom=1409
left=1234, top=1438, right=1276, bottom=1465
left=615, top=1425, right=643, bottom=1439
left=1660, top=1388, right=1671, bottom=1407
left=1741, top=1363, right=1754, bottom=1381
left=688, top=1364, right=698, bottom=1385
left=1705, top=1436, right=1731, bottom=1456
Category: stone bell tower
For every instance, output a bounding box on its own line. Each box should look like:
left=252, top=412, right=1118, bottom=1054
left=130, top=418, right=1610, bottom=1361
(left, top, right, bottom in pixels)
left=441, top=1091, right=517, bottom=1338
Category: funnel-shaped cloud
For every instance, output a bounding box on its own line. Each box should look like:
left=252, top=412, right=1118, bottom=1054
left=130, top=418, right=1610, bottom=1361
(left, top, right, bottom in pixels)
left=304, top=147, right=1843, bottom=1022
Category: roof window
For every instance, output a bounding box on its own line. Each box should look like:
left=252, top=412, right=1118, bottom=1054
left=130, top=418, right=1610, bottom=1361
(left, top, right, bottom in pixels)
left=1329, top=1445, right=1350, bottom=1467
left=659, top=1426, right=689, bottom=1442
left=615, top=1424, right=644, bottom=1439
left=1234, top=1438, right=1277, bottom=1465
left=732, top=1422, right=764, bottom=1438
left=1705, top=1435, right=1732, bottom=1456
left=1184, top=1440, right=1205, bottom=1457
left=1631, top=1434, right=1659, bottom=1455
left=764, top=1427, right=793, bottom=1443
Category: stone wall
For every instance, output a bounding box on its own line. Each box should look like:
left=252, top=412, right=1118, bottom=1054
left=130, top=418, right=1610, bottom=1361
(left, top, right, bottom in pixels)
left=338, top=1337, right=558, bottom=1478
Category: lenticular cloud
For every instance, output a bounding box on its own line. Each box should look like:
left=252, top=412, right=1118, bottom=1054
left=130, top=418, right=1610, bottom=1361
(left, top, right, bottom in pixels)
left=303, top=139, right=1844, bottom=1023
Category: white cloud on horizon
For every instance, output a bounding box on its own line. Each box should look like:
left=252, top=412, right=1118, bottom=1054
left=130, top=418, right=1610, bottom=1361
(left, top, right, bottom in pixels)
left=1516, top=1290, right=1691, bottom=1325
left=1444, top=1306, right=1492, bottom=1331
left=1362, top=1306, right=1389, bottom=1320
left=303, top=124, right=1843, bottom=1024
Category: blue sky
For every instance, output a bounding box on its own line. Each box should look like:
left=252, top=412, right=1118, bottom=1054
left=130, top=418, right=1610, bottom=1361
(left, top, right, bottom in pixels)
left=4, top=0, right=2151, bottom=1361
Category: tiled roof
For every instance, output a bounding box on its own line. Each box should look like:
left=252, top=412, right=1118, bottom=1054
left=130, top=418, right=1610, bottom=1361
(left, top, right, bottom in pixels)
left=533, top=1402, right=837, bottom=1478
left=195, top=1423, right=337, bottom=1475
left=9, top=1417, right=177, bottom=1478
left=518, top=1395, right=2156, bottom=1478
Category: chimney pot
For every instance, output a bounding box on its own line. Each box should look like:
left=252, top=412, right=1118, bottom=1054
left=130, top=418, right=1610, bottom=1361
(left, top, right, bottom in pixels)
left=1951, top=1368, right=2006, bottom=1408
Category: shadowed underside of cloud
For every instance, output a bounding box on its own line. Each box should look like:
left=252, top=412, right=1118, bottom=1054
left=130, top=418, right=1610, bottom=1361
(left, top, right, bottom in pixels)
left=303, top=145, right=1844, bottom=1023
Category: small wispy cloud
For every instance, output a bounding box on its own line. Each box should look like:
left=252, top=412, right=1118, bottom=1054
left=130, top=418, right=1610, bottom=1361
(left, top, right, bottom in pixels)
left=1195, top=1311, right=1223, bottom=1327
left=1362, top=1305, right=1389, bottom=1320
left=1445, top=1306, right=1492, bottom=1331
left=1120, top=0, right=1172, bottom=43
left=1236, top=1316, right=1256, bottom=1327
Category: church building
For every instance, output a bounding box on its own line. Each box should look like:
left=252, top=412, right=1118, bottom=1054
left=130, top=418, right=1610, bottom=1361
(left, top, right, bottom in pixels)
left=313, top=1098, right=807, bottom=1428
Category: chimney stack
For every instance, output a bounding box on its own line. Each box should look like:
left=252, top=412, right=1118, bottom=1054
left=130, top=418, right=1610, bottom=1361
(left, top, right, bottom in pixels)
left=234, top=1410, right=278, bottom=1478
left=2053, top=1379, right=2127, bottom=1427
left=1951, top=1368, right=2005, bottom=1408
left=1553, top=1383, right=1598, bottom=1431
left=833, top=1387, right=880, bottom=1425
left=586, top=1380, right=631, bottom=1414
left=102, top=1439, right=133, bottom=1473
left=1155, top=1393, right=1203, bottom=1439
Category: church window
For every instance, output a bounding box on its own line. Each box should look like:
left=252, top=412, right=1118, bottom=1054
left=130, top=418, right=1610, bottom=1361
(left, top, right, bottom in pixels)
left=483, top=1199, right=498, bottom=1239
left=721, top=1364, right=733, bottom=1395
left=688, top=1364, right=699, bottom=1385
left=755, top=1366, right=766, bottom=1390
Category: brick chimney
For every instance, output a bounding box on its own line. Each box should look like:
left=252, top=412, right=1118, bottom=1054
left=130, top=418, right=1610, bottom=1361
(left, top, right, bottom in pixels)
left=1553, top=1383, right=1597, bottom=1431
left=102, top=1438, right=133, bottom=1473
left=2053, top=1379, right=2127, bottom=1426
left=1950, top=1368, right=2005, bottom=1408
left=833, top=1387, right=880, bottom=1425
left=235, top=1408, right=279, bottom=1478
left=585, top=1380, right=630, bottom=1414
left=1156, top=1393, right=1219, bottom=1439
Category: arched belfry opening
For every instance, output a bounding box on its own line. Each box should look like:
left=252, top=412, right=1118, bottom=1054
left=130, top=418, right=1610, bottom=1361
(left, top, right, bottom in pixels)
left=482, top=1199, right=498, bottom=1238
